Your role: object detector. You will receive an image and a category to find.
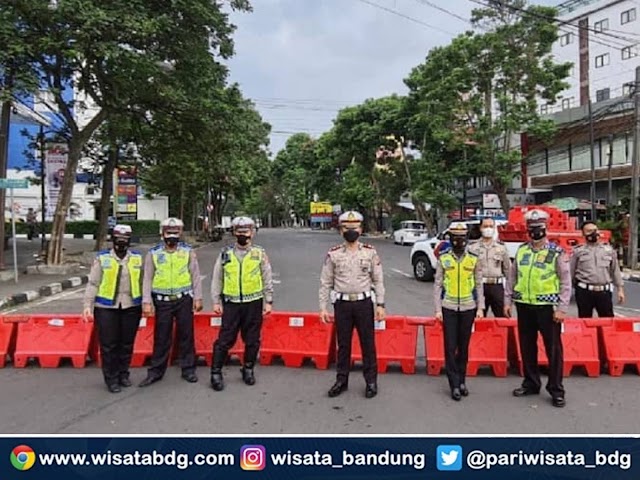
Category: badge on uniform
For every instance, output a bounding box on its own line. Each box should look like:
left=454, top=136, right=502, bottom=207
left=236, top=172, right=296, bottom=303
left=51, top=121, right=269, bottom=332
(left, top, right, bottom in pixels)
left=250, top=250, right=261, bottom=260
left=101, top=259, right=112, bottom=268
left=157, top=253, right=167, bottom=264
left=444, top=260, right=452, bottom=269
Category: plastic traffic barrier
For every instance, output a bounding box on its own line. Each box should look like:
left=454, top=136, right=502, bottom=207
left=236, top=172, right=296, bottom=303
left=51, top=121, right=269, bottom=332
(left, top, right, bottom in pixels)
left=513, top=318, right=600, bottom=377
left=351, top=316, right=418, bottom=374
left=0, top=319, right=17, bottom=368
left=193, top=313, right=244, bottom=366
left=260, top=312, right=335, bottom=369
left=12, top=314, right=94, bottom=368
left=585, top=317, right=640, bottom=376
left=421, top=318, right=511, bottom=377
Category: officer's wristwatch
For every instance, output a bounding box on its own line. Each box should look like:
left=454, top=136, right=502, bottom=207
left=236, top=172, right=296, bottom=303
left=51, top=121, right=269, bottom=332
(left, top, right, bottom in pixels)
left=376, top=303, right=385, bottom=308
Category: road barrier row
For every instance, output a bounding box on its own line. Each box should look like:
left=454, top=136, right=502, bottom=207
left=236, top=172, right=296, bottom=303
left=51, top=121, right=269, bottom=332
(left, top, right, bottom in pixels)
left=1, top=313, right=639, bottom=377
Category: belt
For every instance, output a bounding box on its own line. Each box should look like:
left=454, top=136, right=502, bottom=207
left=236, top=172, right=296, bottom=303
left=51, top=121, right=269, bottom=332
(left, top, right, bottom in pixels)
left=483, top=277, right=504, bottom=285
left=153, top=291, right=193, bottom=302
left=335, top=291, right=372, bottom=302
left=577, top=282, right=611, bottom=292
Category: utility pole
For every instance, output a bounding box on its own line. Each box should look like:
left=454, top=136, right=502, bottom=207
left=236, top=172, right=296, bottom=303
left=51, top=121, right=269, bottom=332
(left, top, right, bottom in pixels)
left=606, top=134, right=613, bottom=217
left=0, top=71, right=13, bottom=270
left=588, top=99, right=597, bottom=221
left=628, top=66, right=640, bottom=270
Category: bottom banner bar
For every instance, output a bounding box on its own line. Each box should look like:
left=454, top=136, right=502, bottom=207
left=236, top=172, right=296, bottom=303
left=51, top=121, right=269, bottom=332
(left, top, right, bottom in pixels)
left=1, top=437, right=638, bottom=479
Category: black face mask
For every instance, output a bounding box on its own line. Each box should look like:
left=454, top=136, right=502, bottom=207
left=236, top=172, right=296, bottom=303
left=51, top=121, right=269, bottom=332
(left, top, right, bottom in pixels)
left=452, top=238, right=467, bottom=250
left=236, top=235, right=250, bottom=246
left=164, top=237, right=179, bottom=248
left=528, top=227, right=546, bottom=241
left=113, top=240, right=129, bottom=257
left=343, top=229, right=360, bottom=243
left=586, top=232, right=599, bottom=243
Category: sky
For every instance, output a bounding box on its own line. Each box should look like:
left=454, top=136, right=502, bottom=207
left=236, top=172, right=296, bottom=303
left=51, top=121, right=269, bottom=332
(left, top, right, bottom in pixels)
left=225, top=0, right=560, bottom=156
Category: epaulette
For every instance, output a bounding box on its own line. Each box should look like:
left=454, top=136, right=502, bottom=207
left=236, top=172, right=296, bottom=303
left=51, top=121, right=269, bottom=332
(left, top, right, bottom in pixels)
left=178, top=241, right=192, bottom=249
left=466, top=250, right=479, bottom=258
left=362, top=243, right=375, bottom=249
left=96, top=249, right=110, bottom=257
left=150, top=244, right=164, bottom=253
left=251, top=244, right=265, bottom=251
left=129, top=249, right=142, bottom=256
left=496, top=240, right=505, bottom=245
left=547, top=242, right=563, bottom=253
left=329, top=244, right=342, bottom=252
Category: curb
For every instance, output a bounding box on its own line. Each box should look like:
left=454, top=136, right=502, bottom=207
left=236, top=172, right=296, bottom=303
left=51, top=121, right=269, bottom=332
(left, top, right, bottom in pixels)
left=622, top=272, right=640, bottom=283
left=0, top=275, right=89, bottom=311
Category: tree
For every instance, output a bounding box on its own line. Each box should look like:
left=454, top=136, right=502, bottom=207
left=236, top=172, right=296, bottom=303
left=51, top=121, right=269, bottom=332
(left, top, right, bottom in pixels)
left=405, top=0, right=571, bottom=211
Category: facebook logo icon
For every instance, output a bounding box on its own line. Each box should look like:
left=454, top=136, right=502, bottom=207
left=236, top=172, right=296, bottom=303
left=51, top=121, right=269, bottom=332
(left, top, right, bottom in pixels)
left=436, top=445, right=463, bottom=471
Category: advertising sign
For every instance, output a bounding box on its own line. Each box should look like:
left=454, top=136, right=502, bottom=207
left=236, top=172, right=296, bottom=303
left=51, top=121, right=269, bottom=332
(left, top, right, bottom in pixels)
left=114, top=165, right=138, bottom=221
left=44, top=143, right=69, bottom=221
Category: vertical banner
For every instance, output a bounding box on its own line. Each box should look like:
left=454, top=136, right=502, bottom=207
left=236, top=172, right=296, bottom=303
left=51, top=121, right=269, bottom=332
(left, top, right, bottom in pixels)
left=114, top=165, right=138, bottom=221
left=44, top=143, right=69, bottom=221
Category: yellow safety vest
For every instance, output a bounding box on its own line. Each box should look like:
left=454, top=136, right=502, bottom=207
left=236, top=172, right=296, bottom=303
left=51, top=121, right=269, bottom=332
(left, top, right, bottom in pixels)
left=151, top=243, right=193, bottom=295
left=222, top=246, right=264, bottom=303
left=513, top=243, right=561, bottom=305
left=440, top=251, right=478, bottom=305
left=95, top=251, right=143, bottom=306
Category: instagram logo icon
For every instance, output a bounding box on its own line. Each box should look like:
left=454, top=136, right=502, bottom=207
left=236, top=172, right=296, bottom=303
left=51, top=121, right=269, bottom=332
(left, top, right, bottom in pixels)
left=240, top=445, right=266, bottom=471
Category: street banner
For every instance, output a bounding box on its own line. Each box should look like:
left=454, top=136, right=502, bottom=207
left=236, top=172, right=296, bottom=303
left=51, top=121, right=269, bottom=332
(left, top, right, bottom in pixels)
left=310, top=202, right=332, bottom=214
left=1, top=436, right=637, bottom=479
left=44, top=143, right=69, bottom=221
left=114, top=165, right=138, bottom=221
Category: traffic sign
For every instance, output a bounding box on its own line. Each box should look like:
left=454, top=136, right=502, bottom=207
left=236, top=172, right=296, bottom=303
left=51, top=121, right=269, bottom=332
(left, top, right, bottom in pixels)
left=0, top=178, right=29, bottom=189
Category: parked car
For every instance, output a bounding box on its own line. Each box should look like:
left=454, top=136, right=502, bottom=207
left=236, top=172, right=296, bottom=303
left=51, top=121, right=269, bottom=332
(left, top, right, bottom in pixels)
left=393, top=221, right=429, bottom=246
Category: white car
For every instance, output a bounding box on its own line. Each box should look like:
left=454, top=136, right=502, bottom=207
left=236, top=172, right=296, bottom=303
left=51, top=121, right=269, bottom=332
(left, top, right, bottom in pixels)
left=393, top=221, right=429, bottom=246
left=410, top=219, right=521, bottom=282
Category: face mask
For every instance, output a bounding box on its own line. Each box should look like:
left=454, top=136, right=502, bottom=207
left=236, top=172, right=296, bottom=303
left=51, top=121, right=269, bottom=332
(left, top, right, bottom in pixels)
left=113, top=240, right=129, bottom=256
left=164, top=237, right=179, bottom=248
left=586, top=232, right=599, bottom=243
left=236, top=235, right=250, bottom=246
left=481, top=227, right=494, bottom=239
left=343, top=229, right=360, bottom=243
left=528, top=227, right=546, bottom=241
left=452, top=238, right=467, bottom=250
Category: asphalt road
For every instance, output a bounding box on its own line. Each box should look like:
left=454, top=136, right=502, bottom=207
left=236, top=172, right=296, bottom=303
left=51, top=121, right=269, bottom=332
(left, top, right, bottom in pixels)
left=2, top=229, right=640, bottom=435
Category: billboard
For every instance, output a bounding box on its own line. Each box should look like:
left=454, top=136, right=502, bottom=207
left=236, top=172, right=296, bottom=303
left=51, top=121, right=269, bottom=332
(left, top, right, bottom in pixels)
left=44, top=143, right=69, bottom=221
left=114, top=165, right=138, bottom=221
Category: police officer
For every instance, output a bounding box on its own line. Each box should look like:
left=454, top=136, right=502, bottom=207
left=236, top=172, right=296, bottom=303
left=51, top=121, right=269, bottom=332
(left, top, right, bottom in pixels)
left=571, top=221, right=625, bottom=318
left=468, top=217, right=511, bottom=317
left=434, top=222, right=484, bottom=401
left=319, top=211, right=385, bottom=399
left=210, top=216, right=273, bottom=391
left=504, top=209, right=571, bottom=408
left=139, top=218, right=203, bottom=387
left=82, top=225, right=143, bottom=393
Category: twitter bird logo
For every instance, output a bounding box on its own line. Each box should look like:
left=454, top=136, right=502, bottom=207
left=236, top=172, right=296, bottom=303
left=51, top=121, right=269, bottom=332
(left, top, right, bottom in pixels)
left=436, top=445, right=463, bottom=471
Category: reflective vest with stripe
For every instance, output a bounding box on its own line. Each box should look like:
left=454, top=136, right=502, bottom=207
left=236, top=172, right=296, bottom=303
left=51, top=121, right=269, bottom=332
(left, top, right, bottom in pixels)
left=439, top=251, right=478, bottom=304
left=513, top=243, right=561, bottom=305
left=96, top=251, right=143, bottom=306
left=151, top=244, right=193, bottom=295
left=222, top=246, right=264, bottom=303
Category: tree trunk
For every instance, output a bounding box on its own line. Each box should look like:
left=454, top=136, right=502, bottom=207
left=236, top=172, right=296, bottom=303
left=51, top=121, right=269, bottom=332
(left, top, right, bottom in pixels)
left=494, top=179, right=511, bottom=214
left=47, top=139, right=83, bottom=265
left=94, top=142, right=117, bottom=251
left=179, top=181, right=185, bottom=220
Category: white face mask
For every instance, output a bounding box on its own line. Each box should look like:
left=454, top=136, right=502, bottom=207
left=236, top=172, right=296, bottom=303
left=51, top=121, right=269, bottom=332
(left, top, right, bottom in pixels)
left=481, top=227, right=494, bottom=238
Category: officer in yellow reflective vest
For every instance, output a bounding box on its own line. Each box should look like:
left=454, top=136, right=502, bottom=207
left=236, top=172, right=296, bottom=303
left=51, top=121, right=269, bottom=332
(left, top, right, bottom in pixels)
left=434, top=222, right=484, bottom=401
left=139, top=217, right=203, bottom=387
left=504, top=209, right=572, bottom=408
left=210, top=216, right=273, bottom=391
left=82, top=225, right=143, bottom=393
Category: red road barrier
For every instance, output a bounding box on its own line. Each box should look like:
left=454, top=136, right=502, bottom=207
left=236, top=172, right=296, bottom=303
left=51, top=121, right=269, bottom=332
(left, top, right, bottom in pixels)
left=260, top=312, right=335, bottom=369
left=351, top=316, right=417, bottom=374
left=513, top=318, right=600, bottom=377
left=0, top=319, right=17, bottom=368
left=585, top=317, right=640, bottom=376
left=421, top=317, right=510, bottom=377
left=12, top=314, right=93, bottom=368
left=193, top=313, right=243, bottom=366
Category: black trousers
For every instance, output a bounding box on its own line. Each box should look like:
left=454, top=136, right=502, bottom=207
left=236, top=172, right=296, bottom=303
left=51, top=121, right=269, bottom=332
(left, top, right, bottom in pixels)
left=94, top=306, right=142, bottom=386
left=575, top=286, right=614, bottom=318
left=483, top=284, right=505, bottom=318
left=516, top=303, right=564, bottom=398
left=214, top=299, right=263, bottom=364
left=335, top=299, right=377, bottom=384
left=148, top=295, right=195, bottom=378
left=442, top=308, right=475, bottom=391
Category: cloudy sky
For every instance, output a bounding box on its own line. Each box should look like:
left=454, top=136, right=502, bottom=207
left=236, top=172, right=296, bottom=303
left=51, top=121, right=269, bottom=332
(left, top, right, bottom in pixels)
left=226, top=0, right=559, bottom=156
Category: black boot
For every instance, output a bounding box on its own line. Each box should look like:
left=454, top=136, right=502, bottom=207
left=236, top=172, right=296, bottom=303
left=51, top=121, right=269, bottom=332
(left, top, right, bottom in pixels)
left=241, top=362, right=256, bottom=386
left=210, top=347, right=226, bottom=391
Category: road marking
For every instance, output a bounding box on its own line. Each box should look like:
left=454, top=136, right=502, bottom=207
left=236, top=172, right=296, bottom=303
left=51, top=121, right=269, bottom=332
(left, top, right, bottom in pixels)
left=391, top=268, right=412, bottom=278
left=273, top=280, right=281, bottom=285
left=3, top=287, right=84, bottom=313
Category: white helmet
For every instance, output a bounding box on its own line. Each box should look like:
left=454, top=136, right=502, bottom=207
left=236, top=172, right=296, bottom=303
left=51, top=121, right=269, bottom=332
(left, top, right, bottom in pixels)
left=160, top=217, right=184, bottom=237
left=231, top=216, right=255, bottom=232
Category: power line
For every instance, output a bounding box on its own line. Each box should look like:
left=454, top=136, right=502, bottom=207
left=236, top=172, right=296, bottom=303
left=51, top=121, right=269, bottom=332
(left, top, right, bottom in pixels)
left=354, top=0, right=457, bottom=36
left=411, top=0, right=471, bottom=24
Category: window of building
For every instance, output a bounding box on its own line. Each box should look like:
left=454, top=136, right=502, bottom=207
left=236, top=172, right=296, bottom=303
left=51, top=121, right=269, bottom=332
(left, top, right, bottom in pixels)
left=622, top=45, right=638, bottom=60
left=596, top=88, right=610, bottom=102
left=621, top=8, right=636, bottom=25
left=594, top=18, right=609, bottom=32
left=560, top=32, right=574, bottom=46
left=561, top=97, right=574, bottom=110
left=569, top=64, right=576, bottom=77
left=540, top=104, right=549, bottom=114
left=595, top=53, right=610, bottom=68
left=623, top=82, right=635, bottom=96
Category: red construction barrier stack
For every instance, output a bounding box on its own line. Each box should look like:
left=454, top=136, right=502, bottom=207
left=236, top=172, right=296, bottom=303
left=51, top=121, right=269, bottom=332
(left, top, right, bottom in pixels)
left=513, top=318, right=601, bottom=377
left=193, top=313, right=244, bottom=366
left=421, top=318, right=510, bottom=377
left=260, top=312, right=335, bottom=369
left=0, top=319, right=17, bottom=368
left=12, top=314, right=94, bottom=368
left=351, top=316, right=417, bottom=374
left=585, top=317, right=640, bottom=376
